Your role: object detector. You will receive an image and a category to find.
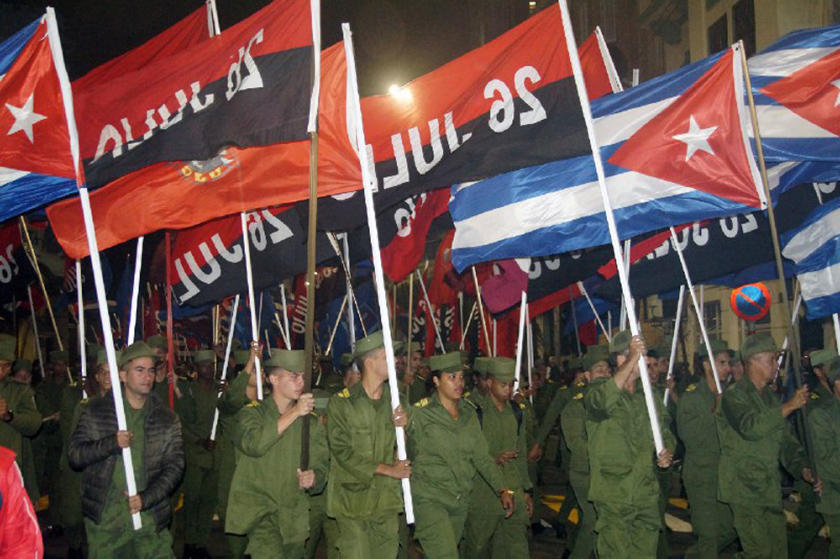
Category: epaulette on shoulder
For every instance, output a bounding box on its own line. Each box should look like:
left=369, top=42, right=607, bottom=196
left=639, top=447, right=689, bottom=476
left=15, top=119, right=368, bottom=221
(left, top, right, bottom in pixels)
left=547, top=379, right=555, bottom=384
left=337, top=388, right=351, bottom=398
left=80, top=398, right=90, bottom=405
left=685, top=384, right=697, bottom=392
left=573, top=392, right=584, bottom=400
left=414, top=397, right=430, bottom=408
left=246, top=400, right=260, bottom=408
left=518, top=402, right=526, bottom=410
left=810, top=392, right=820, bottom=400
left=310, top=411, right=320, bottom=418
left=575, top=381, right=585, bottom=387
left=463, top=390, right=471, bottom=398
left=560, top=385, right=569, bottom=391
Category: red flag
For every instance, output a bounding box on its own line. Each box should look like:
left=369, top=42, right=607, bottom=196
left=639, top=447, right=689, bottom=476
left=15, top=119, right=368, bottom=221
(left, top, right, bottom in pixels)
left=381, top=189, right=450, bottom=283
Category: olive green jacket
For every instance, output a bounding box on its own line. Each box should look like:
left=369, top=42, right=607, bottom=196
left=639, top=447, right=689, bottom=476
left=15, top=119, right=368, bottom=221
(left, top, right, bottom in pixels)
left=676, top=380, right=721, bottom=490
left=806, top=395, right=839, bottom=514
left=560, top=383, right=589, bottom=478
left=716, top=377, right=806, bottom=506
left=227, top=396, right=329, bottom=542
left=534, top=383, right=575, bottom=446
left=407, top=393, right=505, bottom=507
left=182, top=381, right=220, bottom=469
left=326, top=382, right=404, bottom=519
left=0, top=377, right=41, bottom=456
left=585, top=377, right=675, bottom=505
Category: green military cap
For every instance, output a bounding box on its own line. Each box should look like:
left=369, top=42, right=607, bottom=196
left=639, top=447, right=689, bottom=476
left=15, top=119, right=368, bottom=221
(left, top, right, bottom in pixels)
left=486, top=357, right=516, bottom=382
left=0, top=335, right=15, bottom=363
left=340, top=353, right=354, bottom=367
left=118, top=341, right=157, bottom=369
left=583, top=346, right=610, bottom=371
left=406, top=342, right=422, bottom=355
left=826, top=358, right=840, bottom=385
left=312, top=388, right=331, bottom=413
left=654, top=339, right=672, bottom=358
left=699, top=339, right=730, bottom=358
left=146, top=335, right=168, bottom=350
left=391, top=340, right=405, bottom=356
left=567, top=356, right=583, bottom=370
left=86, top=343, right=101, bottom=356
left=444, top=341, right=460, bottom=353
left=429, top=352, right=463, bottom=373
left=194, top=350, right=216, bottom=364
left=50, top=350, right=69, bottom=363
left=96, top=349, right=111, bottom=367
left=264, top=349, right=305, bottom=373
left=354, top=331, right=385, bottom=359
left=473, top=356, right=491, bottom=375
left=13, top=359, right=32, bottom=372
left=609, top=330, right=632, bottom=354
left=810, top=348, right=838, bottom=369
left=740, top=333, right=778, bottom=361
left=728, top=349, right=741, bottom=361
left=233, top=349, right=251, bottom=364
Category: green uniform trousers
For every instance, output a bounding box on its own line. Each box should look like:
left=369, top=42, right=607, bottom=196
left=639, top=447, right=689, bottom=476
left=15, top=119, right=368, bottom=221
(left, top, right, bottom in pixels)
left=656, top=468, right=671, bottom=559
left=730, top=504, right=787, bottom=559
left=824, top=514, right=840, bottom=559
left=306, top=492, right=338, bottom=559
left=594, top=500, right=659, bottom=559
left=246, top=514, right=306, bottom=559
left=182, top=461, right=219, bottom=545
left=85, top=517, right=175, bottom=559
left=217, top=441, right=247, bottom=559
left=567, top=472, right=596, bottom=559
left=787, top=482, right=824, bottom=559
left=335, top=514, right=399, bottom=559
left=462, top=490, right=529, bottom=559
left=683, top=479, right=736, bottom=558
left=413, top=498, right=468, bottom=559
left=59, top=465, right=84, bottom=549
left=399, top=512, right=411, bottom=559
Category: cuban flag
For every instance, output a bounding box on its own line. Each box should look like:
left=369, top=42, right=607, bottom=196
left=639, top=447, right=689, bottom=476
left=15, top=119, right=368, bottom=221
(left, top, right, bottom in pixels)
left=0, top=16, right=78, bottom=223
left=450, top=44, right=764, bottom=272
left=781, top=191, right=840, bottom=319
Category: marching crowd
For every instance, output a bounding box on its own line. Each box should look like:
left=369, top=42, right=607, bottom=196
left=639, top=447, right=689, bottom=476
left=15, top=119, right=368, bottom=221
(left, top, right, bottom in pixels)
left=0, top=323, right=837, bottom=559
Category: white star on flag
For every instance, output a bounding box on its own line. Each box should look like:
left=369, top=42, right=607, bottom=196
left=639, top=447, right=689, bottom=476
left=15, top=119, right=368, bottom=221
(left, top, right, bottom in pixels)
left=673, top=115, right=717, bottom=162
left=6, top=93, right=46, bottom=143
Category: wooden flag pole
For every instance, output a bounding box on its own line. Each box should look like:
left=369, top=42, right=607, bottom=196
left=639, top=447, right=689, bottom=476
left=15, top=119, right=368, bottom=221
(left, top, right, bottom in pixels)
left=327, top=232, right=368, bottom=338
left=471, top=267, right=493, bottom=355
left=165, top=232, right=176, bottom=411
left=558, top=0, right=664, bottom=453
left=663, top=285, right=686, bottom=405
left=301, top=129, right=319, bottom=470
left=210, top=294, right=239, bottom=441
left=26, top=286, right=45, bottom=375
left=325, top=294, right=349, bottom=357
left=343, top=23, right=413, bottom=523
left=569, top=286, right=582, bottom=357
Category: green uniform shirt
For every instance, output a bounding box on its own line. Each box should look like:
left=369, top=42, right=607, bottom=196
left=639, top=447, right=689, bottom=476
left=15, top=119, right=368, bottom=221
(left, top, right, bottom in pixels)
left=153, top=377, right=197, bottom=425
left=407, top=393, right=505, bottom=506
left=806, top=394, right=839, bottom=514
left=534, top=379, right=558, bottom=423
left=183, top=382, right=219, bottom=469
left=534, top=383, right=575, bottom=446
left=226, top=397, right=329, bottom=543
left=408, top=376, right=429, bottom=406
left=585, top=377, right=675, bottom=505
left=716, top=377, right=807, bottom=506
left=0, top=377, right=41, bottom=456
left=560, top=383, right=589, bottom=478
left=34, top=377, right=65, bottom=445
left=676, top=381, right=721, bottom=489
left=326, top=382, right=404, bottom=519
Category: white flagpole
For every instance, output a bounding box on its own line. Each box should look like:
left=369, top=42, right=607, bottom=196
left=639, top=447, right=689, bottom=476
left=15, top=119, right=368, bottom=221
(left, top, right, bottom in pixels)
left=343, top=23, right=413, bottom=524
left=526, top=305, right=534, bottom=403
left=492, top=318, right=497, bottom=357
left=27, top=286, right=44, bottom=374
left=619, top=239, right=632, bottom=330
left=126, top=237, right=143, bottom=345
left=833, top=314, right=840, bottom=355
left=459, top=292, right=465, bottom=340
left=280, top=283, right=292, bottom=349
left=240, top=213, right=263, bottom=400
left=577, top=280, right=611, bottom=342
left=460, top=302, right=477, bottom=351
left=557, top=0, right=663, bottom=453
left=514, top=291, right=527, bottom=392
left=342, top=233, right=357, bottom=351
left=569, top=286, right=582, bottom=356
left=76, top=261, right=87, bottom=397
left=663, top=285, right=686, bottom=405
left=46, top=7, right=143, bottom=529
left=669, top=227, right=723, bottom=393
left=210, top=294, right=239, bottom=441
left=415, top=270, right=444, bottom=353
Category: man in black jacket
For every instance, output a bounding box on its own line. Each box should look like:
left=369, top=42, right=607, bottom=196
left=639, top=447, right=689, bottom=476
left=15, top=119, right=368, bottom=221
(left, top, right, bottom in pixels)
left=68, top=342, right=184, bottom=558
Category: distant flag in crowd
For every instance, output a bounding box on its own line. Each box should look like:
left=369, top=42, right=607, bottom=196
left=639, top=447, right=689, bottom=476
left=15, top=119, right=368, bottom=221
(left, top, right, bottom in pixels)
left=450, top=45, right=763, bottom=271
left=0, top=16, right=78, bottom=222
left=0, top=220, right=36, bottom=304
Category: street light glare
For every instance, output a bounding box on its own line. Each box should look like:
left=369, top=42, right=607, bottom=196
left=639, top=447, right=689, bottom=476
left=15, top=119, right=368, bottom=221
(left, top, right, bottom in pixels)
left=388, top=84, right=412, bottom=102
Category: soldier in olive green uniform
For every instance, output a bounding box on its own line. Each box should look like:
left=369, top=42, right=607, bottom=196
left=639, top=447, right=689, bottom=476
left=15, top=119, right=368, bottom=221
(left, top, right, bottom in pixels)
left=717, top=333, right=816, bottom=559
left=676, top=340, right=737, bottom=559
left=10, top=358, right=40, bottom=504
left=560, top=347, right=609, bottom=559
left=585, top=331, right=675, bottom=559
left=0, top=335, right=42, bottom=504
left=226, top=349, right=329, bottom=559
left=33, top=349, right=69, bottom=527
left=148, top=335, right=197, bottom=424
left=306, top=389, right=340, bottom=559
left=407, top=352, right=514, bottom=559
left=462, top=357, right=533, bottom=559
left=327, top=331, right=410, bottom=559
left=808, top=357, right=840, bottom=559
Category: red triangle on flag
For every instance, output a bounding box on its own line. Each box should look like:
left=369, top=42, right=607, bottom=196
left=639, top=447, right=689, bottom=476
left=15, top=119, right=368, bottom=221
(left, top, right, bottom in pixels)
left=0, top=20, right=74, bottom=179
left=760, top=48, right=840, bottom=138
left=608, top=49, right=763, bottom=209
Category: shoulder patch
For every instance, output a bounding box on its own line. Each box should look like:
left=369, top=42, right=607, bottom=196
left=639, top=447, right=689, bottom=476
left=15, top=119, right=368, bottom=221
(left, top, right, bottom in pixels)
left=80, top=398, right=89, bottom=405
left=337, top=388, right=351, bottom=398
left=413, top=397, right=430, bottom=408
left=560, top=385, right=569, bottom=391
left=573, top=392, right=584, bottom=400
left=575, top=381, right=585, bottom=387
left=685, top=384, right=697, bottom=392
left=519, top=402, right=527, bottom=410
left=246, top=400, right=260, bottom=408
left=463, top=391, right=471, bottom=398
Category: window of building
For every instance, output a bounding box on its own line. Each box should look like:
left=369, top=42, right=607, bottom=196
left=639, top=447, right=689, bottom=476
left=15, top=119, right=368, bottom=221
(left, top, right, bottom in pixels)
left=707, top=13, right=728, bottom=55
left=732, top=0, right=756, bottom=57
left=702, top=300, right=722, bottom=340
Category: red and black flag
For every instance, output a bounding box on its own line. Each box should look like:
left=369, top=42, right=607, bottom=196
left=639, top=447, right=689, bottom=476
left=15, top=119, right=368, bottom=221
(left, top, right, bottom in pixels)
left=0, top=221, right=36, bottom=305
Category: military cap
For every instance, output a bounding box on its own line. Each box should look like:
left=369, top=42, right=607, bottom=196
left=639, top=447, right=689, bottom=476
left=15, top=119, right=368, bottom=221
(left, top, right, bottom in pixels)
left=194, top=350, right=216, bottom=364
left=339, top=353, right=354, bottom=367
left=405, top=342, right=423, bottom=355
left=444, top=341, right=460, bottom=353
left=391, top=340, right=405, bottom=356
left=810, top=348, right=838, bottom=369
left=429, top=352, right=463, bottom=374
left=486, top=357, right=516, bottom=382
left=354, top=331, right=386, bottom=359
left=13, top=359, right=32, bottom=372
left=740, top=333, right=778, bottom=361
left=233, top=349, right=251, bottom=364
left=609, top=330, right=632, bottom=354
left=583, top=346, right=610, bottom=371
left=118, top=341, right=158, bottom=369
left=263, top=349, right=305, bottom=374
left=96, top=349, right=111, bottom=367
left=473, top=356, right=491, bottom=375
left=654, top=339, right=672, bottom=359
left=50, top=350, right=69, bottom=363
left=86, top=343, right=101, bottom=356
left=646, top=348, right=660, bottom=359
left=312, top=388, right=331, bottom=413
left=0, top=335, right=15, bottom=363
left=699, top=339, right=730, bottom=358
left=826, top=358, right=840, bottom=385
left=146, top=335, right=168, bottom=350
left=567, top=356, right=583, bottom=370
left=728, top=349, right=741, bottom=361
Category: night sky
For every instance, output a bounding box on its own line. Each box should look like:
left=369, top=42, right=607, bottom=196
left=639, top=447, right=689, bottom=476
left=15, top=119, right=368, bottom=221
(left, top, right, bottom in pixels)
left=0, top=0, right=477, bottom=96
